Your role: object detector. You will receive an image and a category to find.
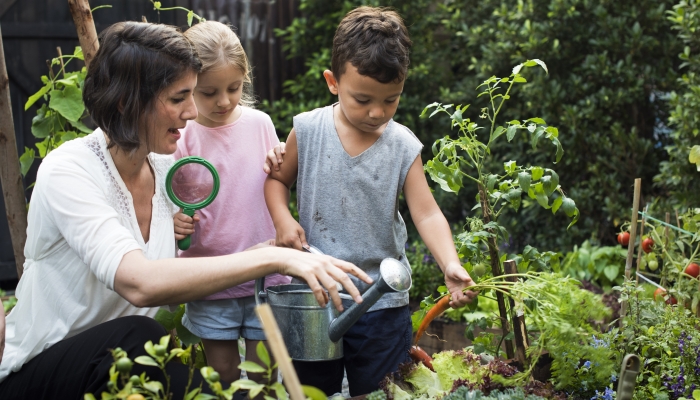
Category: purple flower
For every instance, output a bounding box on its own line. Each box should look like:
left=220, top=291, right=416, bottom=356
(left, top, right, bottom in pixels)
left=583, top=361, right=591, bottom=369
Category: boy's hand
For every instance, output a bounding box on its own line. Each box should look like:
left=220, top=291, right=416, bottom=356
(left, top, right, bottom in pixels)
left=263, top=142, right=286, bottom=174
left=174, top=211, right=200, bottom=241
left=444, top=262, right=478, bottom=308
left=275, top=218, right=308, bottom=250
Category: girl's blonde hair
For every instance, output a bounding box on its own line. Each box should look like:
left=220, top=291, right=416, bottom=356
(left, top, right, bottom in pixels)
left=184, top=21, right=254, bottom=107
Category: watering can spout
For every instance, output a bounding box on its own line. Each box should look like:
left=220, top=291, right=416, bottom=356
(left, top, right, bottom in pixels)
left=328, top=258, right=412, bottom=342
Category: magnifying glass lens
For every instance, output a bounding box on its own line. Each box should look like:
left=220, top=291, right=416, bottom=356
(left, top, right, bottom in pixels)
left=171, top=163, right=215, bottom=204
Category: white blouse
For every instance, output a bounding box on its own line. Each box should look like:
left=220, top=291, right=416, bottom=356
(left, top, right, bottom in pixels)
left=0, top=129, right=178, bottom=383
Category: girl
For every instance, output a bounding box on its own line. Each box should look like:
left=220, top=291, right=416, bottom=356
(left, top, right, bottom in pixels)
left=173, top=21, right=291, bottom=384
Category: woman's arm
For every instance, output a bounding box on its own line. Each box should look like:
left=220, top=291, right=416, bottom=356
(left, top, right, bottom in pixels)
left=403, top=155, right=477, bottom=308
left=114, top=246, right=371, bottom=311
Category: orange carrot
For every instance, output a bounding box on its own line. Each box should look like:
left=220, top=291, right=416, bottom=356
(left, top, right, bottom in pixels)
left=409, top=345, right=434, bottom=371
left=414, top=294, right=451, bottom=345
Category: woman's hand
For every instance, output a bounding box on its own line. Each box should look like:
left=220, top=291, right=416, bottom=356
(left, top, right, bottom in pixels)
left=275, top=248, right=372, bottom=312
left=443, top=262, right=478, bottom=308
left=173, top=211, right=200, bottom=240
left=263, top=142, right=286, bottom=174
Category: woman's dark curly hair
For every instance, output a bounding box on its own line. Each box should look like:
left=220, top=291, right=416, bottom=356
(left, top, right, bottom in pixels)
left=83, top=22, right=202, bottom=152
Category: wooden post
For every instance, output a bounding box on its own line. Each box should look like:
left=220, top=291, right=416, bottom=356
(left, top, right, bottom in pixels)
left=478, top=183, right=513, bottom=359
left=255, top=304, right=305, bottom=400
left=621, top=179, right=642, bottom=321
left=634, top=205, right=648, bottom=285
left=0, top=25, right=27, bottom=280
left=503, top=260, right=528, bottom=367
left=68, top=0, right=99, bottom=68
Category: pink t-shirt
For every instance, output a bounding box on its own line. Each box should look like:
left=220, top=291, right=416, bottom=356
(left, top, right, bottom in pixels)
left=174, top=107, right=291, bottom=299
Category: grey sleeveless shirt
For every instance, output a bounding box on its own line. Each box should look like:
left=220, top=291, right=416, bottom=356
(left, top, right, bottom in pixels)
left=294, top=104, right=423, bottom=311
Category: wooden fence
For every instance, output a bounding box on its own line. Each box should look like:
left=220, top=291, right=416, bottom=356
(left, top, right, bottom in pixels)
left=0, top=0, right=302, bottom=283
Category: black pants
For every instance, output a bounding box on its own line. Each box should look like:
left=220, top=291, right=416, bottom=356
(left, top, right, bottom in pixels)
left=292, top=305, right=412, bottom=397
left=0, top=315, right=217, bottom=400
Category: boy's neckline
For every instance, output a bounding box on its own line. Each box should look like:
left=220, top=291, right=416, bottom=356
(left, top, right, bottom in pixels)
left=330, top=103, right=391, bottom=159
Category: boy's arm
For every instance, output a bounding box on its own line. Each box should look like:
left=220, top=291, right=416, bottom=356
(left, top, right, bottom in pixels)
left=264, top=129, right=308, bottom=250
left=404, top=155, right=477, bottom=308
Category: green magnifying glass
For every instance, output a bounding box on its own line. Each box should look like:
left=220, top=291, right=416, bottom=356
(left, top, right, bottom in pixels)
left=166, top=156, right=220, bottom=251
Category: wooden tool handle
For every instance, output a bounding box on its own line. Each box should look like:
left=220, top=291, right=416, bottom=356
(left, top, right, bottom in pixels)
left=255, top=304, right=305, bottom=400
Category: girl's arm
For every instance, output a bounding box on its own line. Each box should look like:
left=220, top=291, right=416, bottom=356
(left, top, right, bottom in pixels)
left=114, top=246, right=370, bottom=312
left=403, top=155, right=477, bottom=308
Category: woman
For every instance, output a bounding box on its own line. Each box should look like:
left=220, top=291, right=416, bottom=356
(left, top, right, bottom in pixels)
left=0, top=21, right=369, bottom=399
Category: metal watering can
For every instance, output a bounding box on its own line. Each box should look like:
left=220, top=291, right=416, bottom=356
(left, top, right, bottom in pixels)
left=254, top=245, right=412, bottom=361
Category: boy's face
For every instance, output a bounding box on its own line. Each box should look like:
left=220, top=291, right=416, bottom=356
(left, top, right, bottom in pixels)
left=324, top=63, right=404, bottom=135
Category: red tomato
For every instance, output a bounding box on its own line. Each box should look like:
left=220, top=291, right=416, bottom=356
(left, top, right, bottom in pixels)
left=642, top=238, right=655, bottom=254
left=617, top=232, right=630, bottom=247
left=684, top=263, right=700, bottom=278
left=653, top=288, right=677, bottom=305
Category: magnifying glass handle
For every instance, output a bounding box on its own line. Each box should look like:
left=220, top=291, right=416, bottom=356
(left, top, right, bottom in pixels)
left=178, top=208, right=195, bottom=251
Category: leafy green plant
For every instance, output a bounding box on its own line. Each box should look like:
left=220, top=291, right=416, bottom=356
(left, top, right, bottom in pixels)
left=21, top=46, right=91, bottom=177
left=560, top=240, right=627, bottom=291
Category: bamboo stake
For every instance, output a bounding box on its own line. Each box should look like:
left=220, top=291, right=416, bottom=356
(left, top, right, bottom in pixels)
left=0, top=25, right=27, bottom=280
left=621, top=179, right=642, bottom=321
left=503, top=260, right=528, bottom=368
left=68, top=0, right=99, bottom=68
left=255, top=304, right=305, bottom=400
left=634, top=205, right=648, bottom=285
left=662, top=213, right=670, bottom=288
left=478, top=183, right=514, bottom=359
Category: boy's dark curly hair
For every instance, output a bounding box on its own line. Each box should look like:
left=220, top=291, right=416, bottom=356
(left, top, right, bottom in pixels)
left=331, top=6, right=412, bottom=84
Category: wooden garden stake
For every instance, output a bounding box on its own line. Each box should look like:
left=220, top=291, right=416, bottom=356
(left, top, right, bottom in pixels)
left=0, top=25, right=28, bottom=280
left=662, top=212, right=670, bottom=288
left=634, top=205, right=649, bottom=285
left=503, top=260, right=528, bottom=368
left=68, top=0, right=99, bottom=68
left=621, top=179, right=642, bottom=321
left=478, top=183, right=514, bottom=359
left=255, top=304, right=305, bottom=400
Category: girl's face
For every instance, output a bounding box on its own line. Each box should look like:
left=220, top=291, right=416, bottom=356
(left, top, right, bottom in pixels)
left=193, top=64, right=246, bottom=128
left=143, top=71, right=198, bottom=155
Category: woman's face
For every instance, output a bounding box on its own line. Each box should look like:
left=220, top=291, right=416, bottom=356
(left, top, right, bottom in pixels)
left=143, top=71, right=198, bottom=154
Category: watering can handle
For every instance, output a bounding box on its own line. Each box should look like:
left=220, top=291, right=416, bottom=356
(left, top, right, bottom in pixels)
left=254, top=276, right=266, bottom=306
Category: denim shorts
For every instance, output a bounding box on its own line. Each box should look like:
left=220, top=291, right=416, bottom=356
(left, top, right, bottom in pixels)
left=181, top=296, right=266, bottom=341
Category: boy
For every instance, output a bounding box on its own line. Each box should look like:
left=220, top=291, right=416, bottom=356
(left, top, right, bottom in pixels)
left=264, top=6, right=476, bottom=396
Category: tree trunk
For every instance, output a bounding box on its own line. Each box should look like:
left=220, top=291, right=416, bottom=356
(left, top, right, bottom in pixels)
left=68, top=0, right=99, bottom=68
left=0, top=26, right=27, bottom=280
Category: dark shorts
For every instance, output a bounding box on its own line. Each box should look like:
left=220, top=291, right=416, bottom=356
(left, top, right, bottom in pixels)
left=292, top=305, right=412, bottom=397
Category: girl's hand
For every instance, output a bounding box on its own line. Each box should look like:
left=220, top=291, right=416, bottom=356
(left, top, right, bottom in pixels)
left=263, top=142, right=286, bottom=174
left=443, top=263, right=478, bottom=308
left=274, top=248, right=372, bottom=311
left=174, top=211, right=200, bottom=240
left=275, top=218, right=308, bottom=251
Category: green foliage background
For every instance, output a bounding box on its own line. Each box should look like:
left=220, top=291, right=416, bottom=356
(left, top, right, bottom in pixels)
left=260, top=0, right=684, bottom=253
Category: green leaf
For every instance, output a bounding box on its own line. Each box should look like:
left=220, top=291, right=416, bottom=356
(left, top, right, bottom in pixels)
left=527, top=117, right=546, bottom=125
left=531, top=126, right=545, bottom=149
left=552, top=137, right=564, bottom=163
left=68, top=118, right=92, bottom=134
left=134, top=355, right=159, bottom=367
left=155, top=308, right=177, bottom=331
left=531, top=167, right=544, bottom=181
left=31, top=104, right=55, bottom=139
left=603, top=265, right=619, bottom=282
left=552, top=196, right=563, bottom=214
left=690, top=146, right=700, bottom=171
left=49, top=85, right=85, bottom=121
left=541, top=176, right=556, bottom=195
left=506, top=125, right=518, bottom=141
left=517, top=172, right=531, bottom=192
left=237, top=361, right=266, bottom=373
left=256, top=341, right=271, bottom=368
left=25, top=84, right=51, bottom=111
left=187, top=10, right=194, bottom=26
left=19, top=147, right=35, bottom=177
left=490, top=126, right=505, bottom=142
left=271, top=382, right=289, bottom=400
left=504, top=160, right=516, bottom=174
left=35, top=137, right=50, bottom=158
left=486, top=174, right=499, bottom=191
left=508, top=188, right=522, bottom=210
left=561, top=197, right=576, bottom=217
left=532, top=59, right=548, bottom=73
left=302, top=385, right=328, bottom=400
left=535, top=191, right=550, bottom=209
